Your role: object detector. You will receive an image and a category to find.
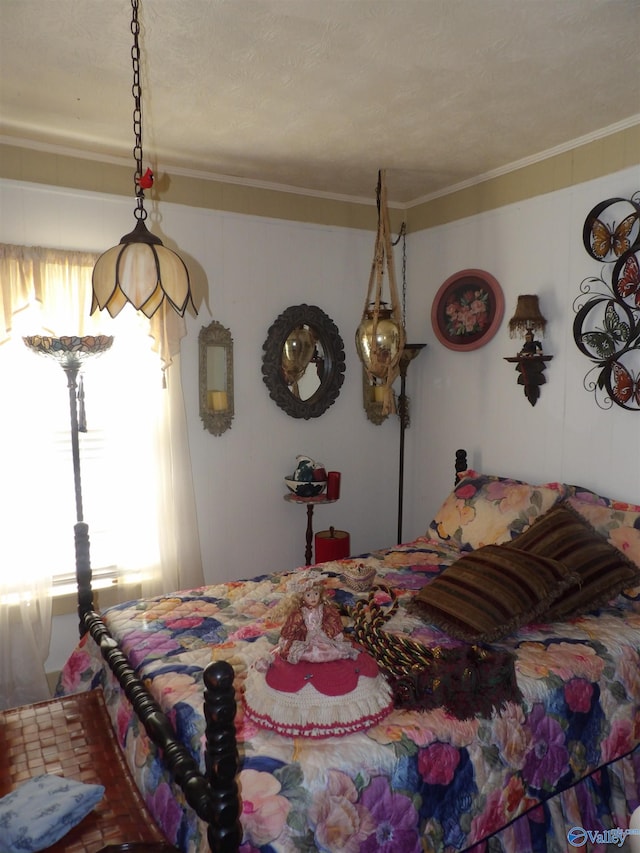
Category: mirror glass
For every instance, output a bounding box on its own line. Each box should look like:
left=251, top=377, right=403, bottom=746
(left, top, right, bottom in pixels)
left=282, top=325, right=325, bottom=400
left=206, top=345, right=228, bottom=410
left=199, top=321, right=234, bottom=435
left=262, top=305, right=345, bottom=419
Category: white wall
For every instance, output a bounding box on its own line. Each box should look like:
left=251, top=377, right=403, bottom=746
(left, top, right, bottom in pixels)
left=400, top=165, right=640, bottom=543
left=178, top=208, right=404, bottom=579
left=2, top=165, right=639, bottom=674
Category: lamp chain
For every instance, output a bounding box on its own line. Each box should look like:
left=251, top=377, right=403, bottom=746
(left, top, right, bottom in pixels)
left=130, top=0, right=147, bottom=221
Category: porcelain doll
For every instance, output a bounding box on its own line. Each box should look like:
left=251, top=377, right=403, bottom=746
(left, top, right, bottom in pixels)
left=242, top=571, right=393, bottom=738
left=275, top=570, right=359, bottom=664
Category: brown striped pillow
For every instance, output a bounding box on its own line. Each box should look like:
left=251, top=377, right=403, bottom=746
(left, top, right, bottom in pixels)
left=504, top=502, right=640, bottom=619
left=410, top=545, right=578, bottom=642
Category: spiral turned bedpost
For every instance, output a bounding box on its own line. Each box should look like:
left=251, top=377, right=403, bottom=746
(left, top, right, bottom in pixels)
left=83, top=611, right=217, bottom=824
left=203, top=661, right=242, bottom=853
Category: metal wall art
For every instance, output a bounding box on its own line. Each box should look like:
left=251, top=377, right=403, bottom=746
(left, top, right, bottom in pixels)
left=573, top=193, right=640, bottom=410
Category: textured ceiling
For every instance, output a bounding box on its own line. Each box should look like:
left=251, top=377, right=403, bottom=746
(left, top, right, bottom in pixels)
left=1, top=0, right=639, bottom=205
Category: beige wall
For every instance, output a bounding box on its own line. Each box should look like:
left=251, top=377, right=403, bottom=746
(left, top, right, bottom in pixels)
left=2, top=123, right=638, bottom=233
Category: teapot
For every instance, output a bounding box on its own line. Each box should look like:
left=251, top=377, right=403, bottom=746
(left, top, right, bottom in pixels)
left=293, top=455, right=326, bottom=482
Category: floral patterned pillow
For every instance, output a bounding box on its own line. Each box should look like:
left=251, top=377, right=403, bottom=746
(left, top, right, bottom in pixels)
left=427, top=470, right=566, bottom=551
left=567, top=487, right=640, bottom=571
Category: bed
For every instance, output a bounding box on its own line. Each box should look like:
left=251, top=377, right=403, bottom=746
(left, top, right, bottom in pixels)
left=57, top=450, right=640, bottom=852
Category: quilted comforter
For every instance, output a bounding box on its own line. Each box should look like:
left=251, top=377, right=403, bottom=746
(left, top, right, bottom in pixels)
left=58, top=535, right=640, bottom=853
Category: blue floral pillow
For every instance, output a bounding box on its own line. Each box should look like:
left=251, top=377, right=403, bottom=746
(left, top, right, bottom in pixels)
left=0, top=774, right=104, bottom=852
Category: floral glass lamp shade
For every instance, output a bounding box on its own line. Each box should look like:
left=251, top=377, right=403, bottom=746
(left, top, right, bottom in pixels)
left=91, top=0, right=194, bottom=320
left=22, top=334, right=114, bottom=368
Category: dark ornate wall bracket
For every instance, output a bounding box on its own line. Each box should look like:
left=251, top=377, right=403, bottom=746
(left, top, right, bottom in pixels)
left=504, top=355, right=553, bottom=406
left=574, top=192, right=640, bottom=411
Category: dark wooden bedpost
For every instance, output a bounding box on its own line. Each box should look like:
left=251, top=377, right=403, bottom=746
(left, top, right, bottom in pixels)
left=455, top=448, right=468, bottom=483
left=203, top=661, right=242, bottom=853
left=75, top=520, right=94, bottom=636
left=84, top=611, right=221, bottom=831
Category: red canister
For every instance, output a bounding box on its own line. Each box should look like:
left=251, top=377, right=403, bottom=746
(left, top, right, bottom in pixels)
left=326, top=471, right=341, bottom=500
left=315, top=527, right=350, bottom=563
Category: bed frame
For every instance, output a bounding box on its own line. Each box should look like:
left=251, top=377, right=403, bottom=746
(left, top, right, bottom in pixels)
left=77, top=449, right=469, bottom=852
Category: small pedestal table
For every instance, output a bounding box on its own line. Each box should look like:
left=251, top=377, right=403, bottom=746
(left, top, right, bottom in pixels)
left=284, top=493, right=339, bottom=565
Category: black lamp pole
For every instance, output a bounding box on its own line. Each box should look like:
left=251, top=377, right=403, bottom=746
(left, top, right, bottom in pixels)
left=62, top=364, right=95, bottom=635
left=397, top=343, right=425, bottom=544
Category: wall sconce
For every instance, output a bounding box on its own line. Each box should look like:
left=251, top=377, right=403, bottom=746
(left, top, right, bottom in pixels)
left=504, top=294, right=553, bottom=406
left=199, top=321, right=234, bottom=435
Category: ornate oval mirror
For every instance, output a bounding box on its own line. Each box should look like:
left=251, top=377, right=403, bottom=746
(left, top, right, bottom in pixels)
left=199, top=321, right=234, bottom=435
left=262, top=304, right=345, bottom=419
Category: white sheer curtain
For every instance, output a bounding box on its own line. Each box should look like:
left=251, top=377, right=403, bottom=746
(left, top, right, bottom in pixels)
left=0, top=244, right=203, bottom=709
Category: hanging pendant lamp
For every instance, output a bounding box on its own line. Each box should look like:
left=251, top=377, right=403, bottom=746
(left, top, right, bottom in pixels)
left=356, top=170, right=405, bottom=413
left=91, top=0, right=194, bottom=319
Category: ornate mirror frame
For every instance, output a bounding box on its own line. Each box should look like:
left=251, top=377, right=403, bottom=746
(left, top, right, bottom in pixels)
left=199, top=321, right=234, bottom=436
left=262, top=304, right=346, bottom=419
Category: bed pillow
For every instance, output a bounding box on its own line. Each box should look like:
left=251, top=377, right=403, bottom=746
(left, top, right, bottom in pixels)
left=0, top=774, right=105, bottom=852
left=566, top=488, right=640, bottom=571
left=504, top=502, right=640, bottom=619
left=409, top=544, right=578, bottom=643
left=427, top=469, right=566, bottom=550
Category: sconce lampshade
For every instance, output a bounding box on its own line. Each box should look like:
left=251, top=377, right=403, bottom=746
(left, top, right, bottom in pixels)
left=91, top=219, right=193, bottom=319
left=508, top=294, right=546, bottom=338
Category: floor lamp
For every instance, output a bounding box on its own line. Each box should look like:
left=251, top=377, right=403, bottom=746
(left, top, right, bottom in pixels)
left=23, top=335, right=113, bottom=635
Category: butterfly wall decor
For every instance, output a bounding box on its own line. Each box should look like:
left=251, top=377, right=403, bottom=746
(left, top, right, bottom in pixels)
left=574, top=191, right=640, bottom=410
left=609, top=361, right=640, bottom=410
left=582, top=196, right=640, bottom=262
left=613, top=250, right=640, bottom=308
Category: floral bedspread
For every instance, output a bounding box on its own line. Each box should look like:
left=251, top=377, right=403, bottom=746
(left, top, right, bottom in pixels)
left=58, top=537, right=640, bottom=853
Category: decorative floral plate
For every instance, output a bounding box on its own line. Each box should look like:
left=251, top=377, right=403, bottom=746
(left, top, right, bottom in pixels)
left=431, top=269, right=504, bottom=351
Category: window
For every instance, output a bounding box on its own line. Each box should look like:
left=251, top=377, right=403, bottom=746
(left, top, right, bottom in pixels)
left=0, top=248, right=165, bottom=599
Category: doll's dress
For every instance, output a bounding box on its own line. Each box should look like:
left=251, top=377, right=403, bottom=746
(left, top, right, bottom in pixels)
left=282, top=599, right=358, bottom=663
left=243, top=603, right=393, bottom=738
